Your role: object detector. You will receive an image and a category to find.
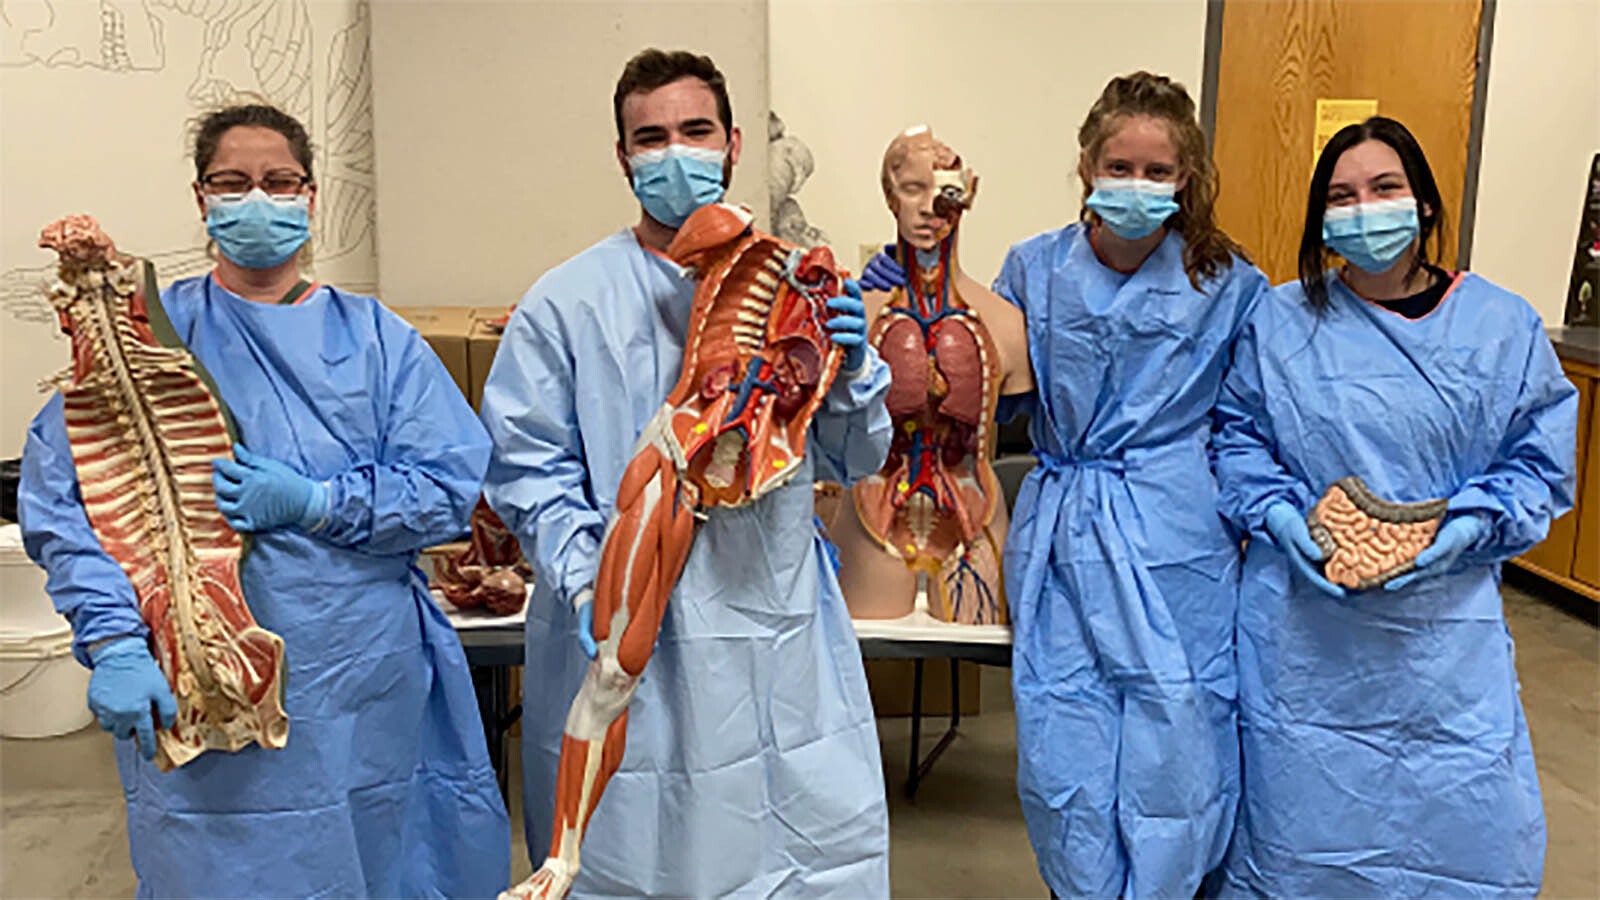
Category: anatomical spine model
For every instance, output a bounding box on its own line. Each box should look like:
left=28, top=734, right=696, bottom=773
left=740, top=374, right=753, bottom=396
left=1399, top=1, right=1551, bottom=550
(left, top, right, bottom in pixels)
left=832, top=127, right=1033, bottom=625
left=38, top=215, right=288, bottom=770
left=505, top=203, right=849, bottom=900
left=1308, top=476, right=1447, bottom=590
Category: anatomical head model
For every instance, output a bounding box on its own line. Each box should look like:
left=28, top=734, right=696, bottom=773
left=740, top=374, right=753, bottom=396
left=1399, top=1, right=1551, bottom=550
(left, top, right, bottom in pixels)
left=831, top=126, right=1030, bottom=627
left=38, top=214, right=288, bottom=770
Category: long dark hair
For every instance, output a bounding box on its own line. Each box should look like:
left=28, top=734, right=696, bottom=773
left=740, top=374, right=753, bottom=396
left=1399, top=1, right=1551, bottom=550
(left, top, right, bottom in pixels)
left=1077, top=71, right=1249, bottom=289
left=1298, top=116, right=1446, bottom=310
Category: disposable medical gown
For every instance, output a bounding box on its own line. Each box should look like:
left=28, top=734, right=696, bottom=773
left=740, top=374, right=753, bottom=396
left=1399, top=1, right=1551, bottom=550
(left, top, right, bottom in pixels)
left=1211, top=273, right=1575, bottom=898
left=481, top=229, right=893, bottom=900
left=19, top=275, right=511, bottom=899
left=994, top=224, right=1266, bottom=899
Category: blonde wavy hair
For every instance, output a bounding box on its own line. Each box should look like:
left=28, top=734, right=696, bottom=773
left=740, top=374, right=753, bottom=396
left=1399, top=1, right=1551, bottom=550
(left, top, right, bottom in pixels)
left=1077, top=71, right=1248, bottom=288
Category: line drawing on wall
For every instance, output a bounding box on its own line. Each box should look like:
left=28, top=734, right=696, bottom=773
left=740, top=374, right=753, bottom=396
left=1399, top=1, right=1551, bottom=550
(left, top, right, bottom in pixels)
left=768, top=110, right=828, bottom=248
left=1, top=0, right=377, bottom=331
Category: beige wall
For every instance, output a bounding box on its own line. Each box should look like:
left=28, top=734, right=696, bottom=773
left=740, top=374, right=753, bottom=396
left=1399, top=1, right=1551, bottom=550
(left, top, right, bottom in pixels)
left=369, top=0, right=770, bottom=309
left=1472, top=0, right=1600, bottom=324
left=767, top=0, right=1209, bottom=284
left=0, top=0, right=375, bottom=456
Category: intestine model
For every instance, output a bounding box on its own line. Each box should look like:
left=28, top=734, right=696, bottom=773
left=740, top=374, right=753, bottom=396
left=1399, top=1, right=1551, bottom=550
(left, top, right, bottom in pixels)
left=829, top=127, right=1033, bottom=626
left=38, top=214, right=288, bottom=771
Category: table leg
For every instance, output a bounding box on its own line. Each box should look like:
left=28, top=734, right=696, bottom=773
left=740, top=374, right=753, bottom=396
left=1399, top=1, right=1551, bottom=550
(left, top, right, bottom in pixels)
left=905, top=658, right=964, bottom=799
left=472, top=664, right=510, bottom=802
left=905, top=658, right=925, bottom=797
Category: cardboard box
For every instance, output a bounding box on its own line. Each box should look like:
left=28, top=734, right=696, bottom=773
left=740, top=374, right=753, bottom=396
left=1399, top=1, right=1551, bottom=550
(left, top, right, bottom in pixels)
left=393, top=306, right=475, bottom=401
left=467, top=309, right=509, bottom=411
left=866, top=659, right=981, bottom=717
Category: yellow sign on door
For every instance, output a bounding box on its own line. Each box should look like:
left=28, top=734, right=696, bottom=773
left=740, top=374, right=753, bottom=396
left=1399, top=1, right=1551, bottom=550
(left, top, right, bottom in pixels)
left=1313, top=99, right=1379, bottom=167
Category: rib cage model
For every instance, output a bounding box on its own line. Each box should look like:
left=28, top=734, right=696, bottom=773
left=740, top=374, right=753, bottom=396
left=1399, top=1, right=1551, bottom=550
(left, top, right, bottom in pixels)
left=39, top=215, right=288, bottom=771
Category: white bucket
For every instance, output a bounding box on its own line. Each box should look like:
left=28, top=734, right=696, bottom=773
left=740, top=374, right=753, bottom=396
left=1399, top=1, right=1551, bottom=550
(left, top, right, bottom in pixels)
left=0, top=625, right=92, bottom=738
left=1, top=524, right=64, bottom=637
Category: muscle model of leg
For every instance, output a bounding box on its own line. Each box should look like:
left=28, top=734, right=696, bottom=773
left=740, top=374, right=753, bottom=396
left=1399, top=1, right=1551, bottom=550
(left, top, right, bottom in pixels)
left=504, top=417, right=696, bottom=900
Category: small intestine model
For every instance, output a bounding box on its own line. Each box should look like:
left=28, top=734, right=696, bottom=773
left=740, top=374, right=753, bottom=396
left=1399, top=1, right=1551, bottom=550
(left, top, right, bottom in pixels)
left=827, top=126, right=1034, bottom=625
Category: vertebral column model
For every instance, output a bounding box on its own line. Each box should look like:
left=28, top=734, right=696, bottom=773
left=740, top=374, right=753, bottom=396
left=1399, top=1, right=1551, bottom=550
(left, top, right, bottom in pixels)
left=39, top=215, right=287, bottom=771
left=505, top=203, right=849, bottom=900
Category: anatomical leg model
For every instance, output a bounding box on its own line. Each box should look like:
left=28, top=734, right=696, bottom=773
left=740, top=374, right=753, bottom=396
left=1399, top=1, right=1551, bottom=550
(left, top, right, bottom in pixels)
left=38, top=215, right=287, bottom=770
left=505, top=203, right=849, bottom=900
left=1308, top=476, right=1447, bottom=590
left=834, top=126, right=1034, bottom=625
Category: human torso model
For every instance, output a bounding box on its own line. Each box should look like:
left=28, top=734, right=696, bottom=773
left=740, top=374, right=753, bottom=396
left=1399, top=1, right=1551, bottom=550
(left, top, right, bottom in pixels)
left=832, top=128, right=1032, bottom=624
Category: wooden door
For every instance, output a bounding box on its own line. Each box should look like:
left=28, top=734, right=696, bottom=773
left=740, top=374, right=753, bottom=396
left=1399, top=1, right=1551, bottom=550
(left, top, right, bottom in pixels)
left=1571, top=369, right=1600, bottom=591
left=1211, top=0, right=1482, bottom=284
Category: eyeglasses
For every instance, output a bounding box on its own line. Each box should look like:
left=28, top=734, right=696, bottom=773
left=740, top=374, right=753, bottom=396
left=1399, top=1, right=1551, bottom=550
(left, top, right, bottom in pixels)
left=199, top=170, right=312, bottom=196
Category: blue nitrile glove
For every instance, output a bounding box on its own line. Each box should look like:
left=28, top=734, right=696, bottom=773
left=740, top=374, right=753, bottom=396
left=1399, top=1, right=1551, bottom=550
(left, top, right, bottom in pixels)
left=87, top=637, right=178, bottom=761
left=826, top=279, right=869, bottom=371
left=575, top=588, right=598, bottom=660
left=858, top=244, right=906, bottom=292
left=212, top=444, right=328, bottom=533
left=1385, top=514, right=1489, bottom=591
left=1264, top=501, right=1345, bottom=598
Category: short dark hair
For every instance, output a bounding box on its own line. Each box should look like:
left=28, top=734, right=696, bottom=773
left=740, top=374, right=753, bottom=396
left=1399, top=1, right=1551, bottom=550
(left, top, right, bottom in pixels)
left=613, top=49, right=733, bottom=145
left=1297, top=116, right=1446, bottom=311
left=191, top=104, right=314, bottom=180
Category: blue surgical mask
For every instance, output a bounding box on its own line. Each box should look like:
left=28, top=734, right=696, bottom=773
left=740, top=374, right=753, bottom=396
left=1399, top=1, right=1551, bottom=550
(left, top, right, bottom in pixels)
left=1322, top=198, right=1419, bottom=274
left=1085, top=177, right=1180, bottom=240
left=628, top=144, right=727, bottom=228
left=205, top=188, right=310, bottom=269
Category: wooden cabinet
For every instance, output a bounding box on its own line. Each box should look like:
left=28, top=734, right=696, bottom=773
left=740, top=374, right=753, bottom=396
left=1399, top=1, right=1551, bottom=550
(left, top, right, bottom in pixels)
left=1514, top=356, right=1600, bottom=600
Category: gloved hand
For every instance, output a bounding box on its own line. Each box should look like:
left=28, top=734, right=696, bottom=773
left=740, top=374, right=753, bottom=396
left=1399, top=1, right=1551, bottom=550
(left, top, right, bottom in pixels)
left=858, top=245, right=906, bottom=292
left=1263, top=501, right=1345, bottom=598
left=212, top=445, right=328, bottom=533
left=826, top=279, right=869, bottom=371
left=574, top=588, right=598, bottom=660
left=87, top=637, right=178, bottom=761
left=1385, top=514, right=1488, bottom=591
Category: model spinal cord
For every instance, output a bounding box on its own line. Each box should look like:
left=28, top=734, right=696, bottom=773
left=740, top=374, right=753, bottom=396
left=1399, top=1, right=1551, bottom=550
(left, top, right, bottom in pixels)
left=39, top=215, right=288, bottom=771
left=505, top=203, right=848, bottom=900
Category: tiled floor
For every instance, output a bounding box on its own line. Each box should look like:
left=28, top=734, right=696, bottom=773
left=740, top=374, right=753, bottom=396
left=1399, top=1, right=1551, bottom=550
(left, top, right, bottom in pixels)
left=3, top=581, right=1594, bottom=898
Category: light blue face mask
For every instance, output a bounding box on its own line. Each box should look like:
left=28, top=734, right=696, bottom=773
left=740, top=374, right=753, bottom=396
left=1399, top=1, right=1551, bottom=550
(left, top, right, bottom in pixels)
left=1085, top=177, right=1180, bottom=240
left=205, top=188, right=310, bottom=269
left=628, top=144, right=728, bottom=228
left=1322, top=197, right=1420, bottom=274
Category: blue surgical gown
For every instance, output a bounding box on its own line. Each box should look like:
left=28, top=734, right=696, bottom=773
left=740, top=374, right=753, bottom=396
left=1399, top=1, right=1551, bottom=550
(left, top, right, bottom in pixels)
left=1211, top=272, right=1575, bottom=898
left=480, top=229, right=893, bottom=899
left=994, top=224, right=1266, bottom=899
left=19, top=275, right=511, bottom=899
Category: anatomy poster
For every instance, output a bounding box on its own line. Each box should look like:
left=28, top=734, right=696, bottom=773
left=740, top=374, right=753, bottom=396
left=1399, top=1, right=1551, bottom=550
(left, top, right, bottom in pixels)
left=0, top=0, right=377, bottom=451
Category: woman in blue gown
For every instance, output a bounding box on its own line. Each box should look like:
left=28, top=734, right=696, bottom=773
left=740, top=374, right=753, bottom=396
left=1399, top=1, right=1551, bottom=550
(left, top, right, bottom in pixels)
left=1212, top=116, right=1576, bottom=898
left=19, top=103, right=510, bottom=898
